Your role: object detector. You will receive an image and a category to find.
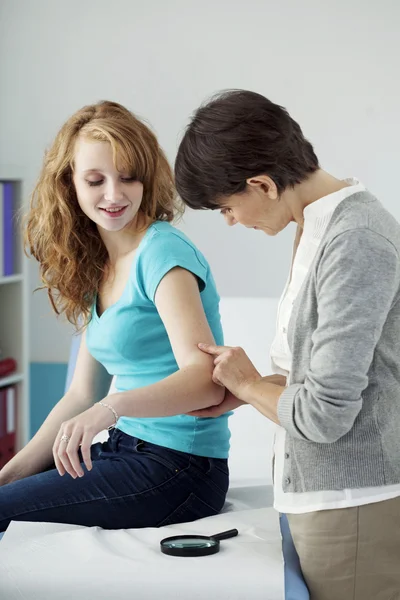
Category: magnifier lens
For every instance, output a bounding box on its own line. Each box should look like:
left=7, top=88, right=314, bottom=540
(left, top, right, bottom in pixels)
left=164, top=537, right=217, bottom=549
left=160, top=529, right=238, bottom=556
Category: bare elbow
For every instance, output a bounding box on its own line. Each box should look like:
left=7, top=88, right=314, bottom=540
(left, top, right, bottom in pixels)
left=182, top=358, right=225, bottom=408
left=209, top=381, right=225, bottom=406
left=202, top=362, right=225, bottom=406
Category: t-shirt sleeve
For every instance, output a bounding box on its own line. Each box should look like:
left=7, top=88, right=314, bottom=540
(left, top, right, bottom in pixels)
left=139, top=230, right=208, bottom=302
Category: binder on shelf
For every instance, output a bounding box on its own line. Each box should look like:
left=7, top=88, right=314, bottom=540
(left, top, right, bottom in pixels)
left=0, top=181, right=14, bottom=277
left=0, top=387, right=6, bottom=438
left=0, top=385, right=16, bottom=469
left=0, top=357, right=17, bottom=378
left=0, top=182, right=3, bottom=277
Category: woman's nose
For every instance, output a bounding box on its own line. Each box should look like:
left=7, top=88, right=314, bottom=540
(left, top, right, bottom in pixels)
left=104, top=180, right=124, bottom=203
left=225, top=213, right=237, bottom=227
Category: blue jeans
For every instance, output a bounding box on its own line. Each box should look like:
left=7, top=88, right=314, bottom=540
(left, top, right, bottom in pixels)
left=0, top=428, right=229, bottom=532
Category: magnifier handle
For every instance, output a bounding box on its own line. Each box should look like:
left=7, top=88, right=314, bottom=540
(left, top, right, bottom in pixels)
left=211, top=528, right=239, bottom=541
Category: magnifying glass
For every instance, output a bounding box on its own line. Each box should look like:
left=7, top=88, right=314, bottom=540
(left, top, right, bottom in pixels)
left=160, top=528, right=239, bottom=557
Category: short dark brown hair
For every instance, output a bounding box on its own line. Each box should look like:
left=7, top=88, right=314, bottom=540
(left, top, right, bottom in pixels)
left=175, top=90, right=319, bottom=209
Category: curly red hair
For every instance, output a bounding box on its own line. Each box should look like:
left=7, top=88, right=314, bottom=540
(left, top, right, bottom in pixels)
left=25, top=101, right=180, bottom=328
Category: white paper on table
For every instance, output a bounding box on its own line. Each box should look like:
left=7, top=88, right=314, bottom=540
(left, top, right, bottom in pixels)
left=0, top=486, right=283, bottom=600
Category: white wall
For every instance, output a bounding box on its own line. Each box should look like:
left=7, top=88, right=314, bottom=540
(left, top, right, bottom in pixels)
left=220, top=298, right=278, bottom=483
left=0, top=0, right=399, bottom=360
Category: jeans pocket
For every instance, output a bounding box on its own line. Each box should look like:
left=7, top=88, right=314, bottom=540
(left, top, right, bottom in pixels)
left=157, top=493, right=220, bottom=528
left=134, top=440, right=188, bottom=473
left=190, top=456, right=229, bottom=498
left=212, top=459, right=230, bottom=477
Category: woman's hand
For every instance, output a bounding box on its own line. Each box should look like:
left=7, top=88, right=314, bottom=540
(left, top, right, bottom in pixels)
left=52, top=403, right=115, bottom=478
left=187, top=390, right=245, bottom=418
left=198, top=343, right=262, bottom=402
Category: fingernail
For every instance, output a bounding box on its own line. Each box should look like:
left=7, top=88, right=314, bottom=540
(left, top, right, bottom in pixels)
left=198, top=343, right=206, bottom=347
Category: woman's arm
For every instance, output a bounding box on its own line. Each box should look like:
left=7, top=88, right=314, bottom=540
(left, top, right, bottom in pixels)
left=0, top=331, right=112, bottom=485
left=196, top=344, right=285, bottom=423
left=50, top=268, right=225, bottom=479
left=186, top=374, right=287, bottom=418
left=198, top=230, right=400, bottom=444
left=110, top=267, right=225, bottom=417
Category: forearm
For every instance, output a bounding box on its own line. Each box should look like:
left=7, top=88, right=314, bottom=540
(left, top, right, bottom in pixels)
left=0, top=391, right=93, bottom=482
left=243, top=376, right=285, bottom=425
left=109, top=364, right=225, bottom=418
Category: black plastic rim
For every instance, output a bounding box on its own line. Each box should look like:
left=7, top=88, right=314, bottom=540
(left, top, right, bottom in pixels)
left=160, top=534, right=221, bottom=557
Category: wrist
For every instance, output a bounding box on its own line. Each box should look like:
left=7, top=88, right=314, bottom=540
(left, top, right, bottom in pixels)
left=0, top=454, right=30, bottom=485
left=238, top=375, right=262, bottom=404
left=98, top=398, right=120, bottom=429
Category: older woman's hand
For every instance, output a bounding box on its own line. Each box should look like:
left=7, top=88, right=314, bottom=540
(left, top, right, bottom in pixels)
left=198, top=343, right=262, bottom=401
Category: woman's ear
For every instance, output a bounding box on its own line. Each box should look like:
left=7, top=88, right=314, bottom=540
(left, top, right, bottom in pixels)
left=246, top=175, right=278, bottom=200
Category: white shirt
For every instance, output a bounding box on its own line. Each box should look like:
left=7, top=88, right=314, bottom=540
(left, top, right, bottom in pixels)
left=271, top=178, right=400, bottom=514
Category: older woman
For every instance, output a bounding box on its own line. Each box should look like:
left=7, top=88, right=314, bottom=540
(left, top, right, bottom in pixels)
left=175, top=90, right=400, bottom=600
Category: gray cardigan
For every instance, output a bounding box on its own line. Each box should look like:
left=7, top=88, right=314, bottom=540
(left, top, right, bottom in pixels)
left=277, top=191, right=400, bottom=492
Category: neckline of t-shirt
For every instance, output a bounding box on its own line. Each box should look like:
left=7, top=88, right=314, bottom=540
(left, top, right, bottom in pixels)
left=93, top=221, right=159, bottom=321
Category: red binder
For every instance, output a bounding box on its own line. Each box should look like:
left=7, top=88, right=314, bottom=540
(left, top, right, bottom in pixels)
left=0, top=358, right=17, bottom=378
left=0, top=385, right=16, bottom=469
left=0, top=388, right=6, bottom=438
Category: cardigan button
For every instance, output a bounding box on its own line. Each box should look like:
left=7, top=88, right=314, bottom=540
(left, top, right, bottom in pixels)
left=285, top=477, right=291, bottom=485
left=284, top=453, right=290, bottom=459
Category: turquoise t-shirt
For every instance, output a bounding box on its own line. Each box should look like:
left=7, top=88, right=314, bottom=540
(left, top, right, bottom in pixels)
left=86, top=221, right=231, bottom=458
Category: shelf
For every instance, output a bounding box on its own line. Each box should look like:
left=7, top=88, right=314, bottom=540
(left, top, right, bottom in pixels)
left=0, top=274, right=23, bottom=285
left=0, top=373, right=24, bottom=388
left=0, top=168, right=30, bottom=447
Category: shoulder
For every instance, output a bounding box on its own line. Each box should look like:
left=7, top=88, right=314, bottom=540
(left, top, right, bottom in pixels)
left=140, top=221, right=209, bottom=268
left=316, top=222, right=400, bottom=295
left=147, top=221, right=201, bottom=248
left=327, top=193, right=400, bottom=253
left=136, top=221, right=211, bottom=301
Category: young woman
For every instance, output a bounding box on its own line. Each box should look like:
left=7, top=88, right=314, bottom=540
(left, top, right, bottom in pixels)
left=0, top=101, right=231, bottom=532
